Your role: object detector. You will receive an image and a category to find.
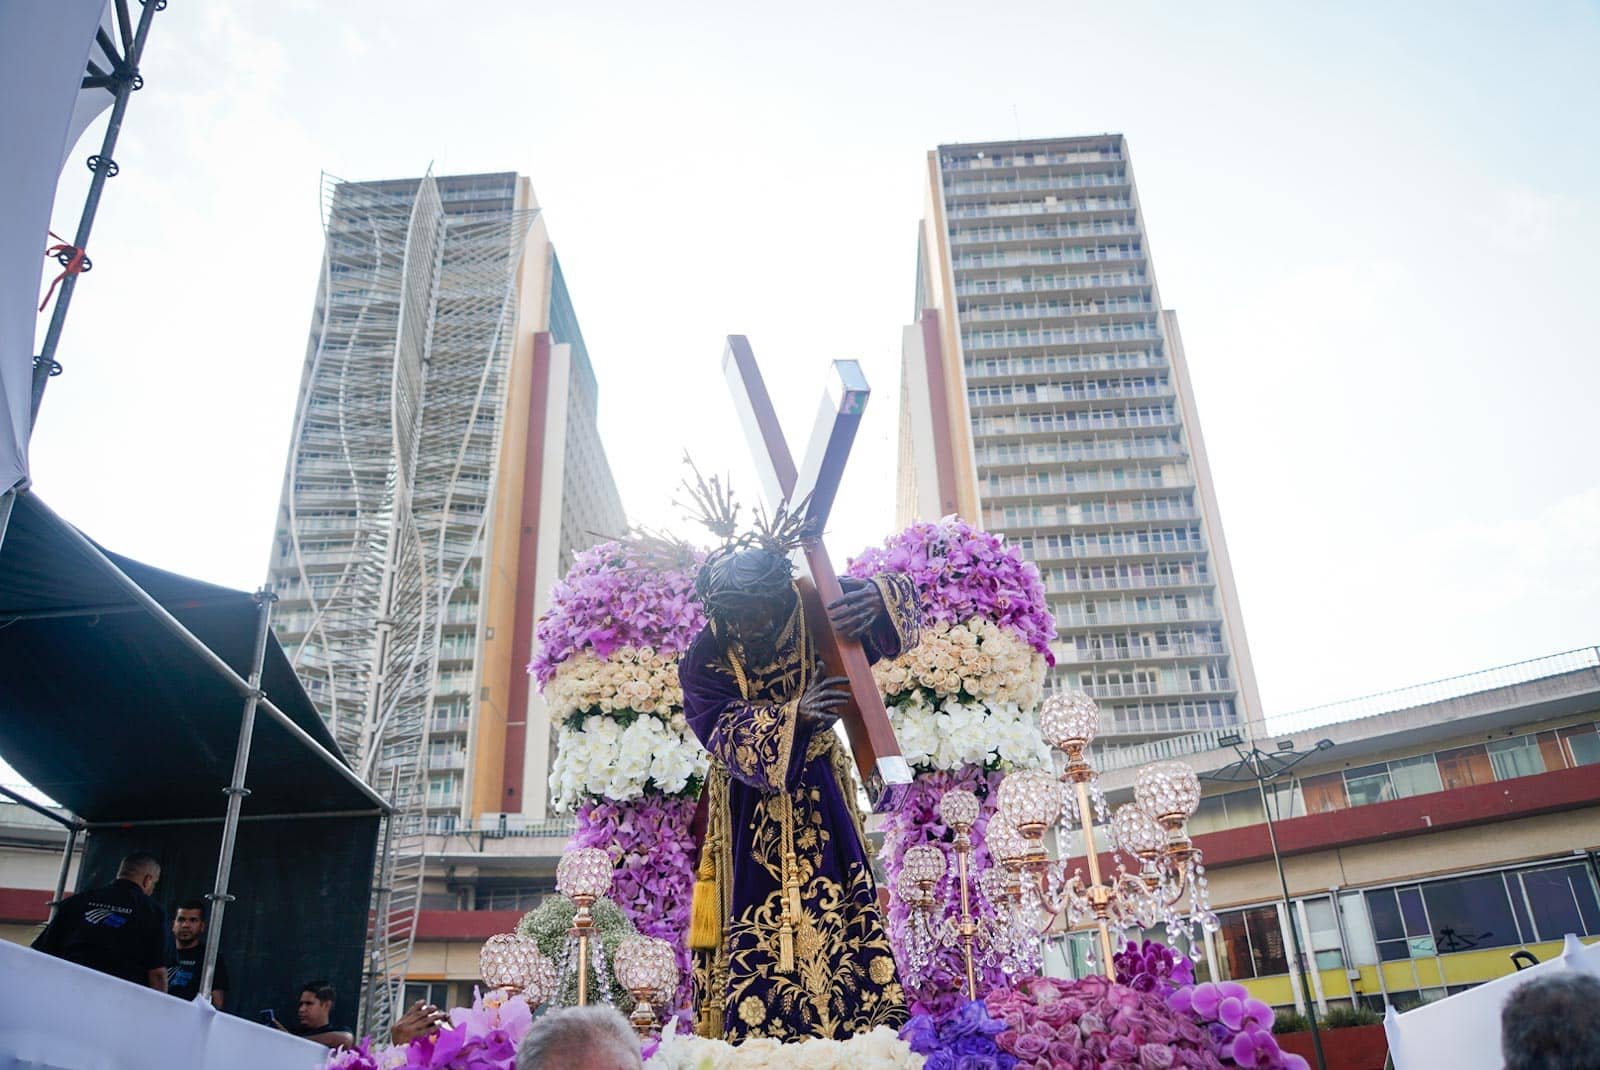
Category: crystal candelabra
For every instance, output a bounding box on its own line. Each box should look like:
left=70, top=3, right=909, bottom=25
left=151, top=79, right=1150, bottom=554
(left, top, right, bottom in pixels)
left=939, top=788, right=983, bottom=999
left=479, top=932, right=557, bottom=1008
left=991, top=691, right=1215, bottom=976
left=613, top=935, right=680, bottom=1037
left=556, top=847, right=615, bottom=1006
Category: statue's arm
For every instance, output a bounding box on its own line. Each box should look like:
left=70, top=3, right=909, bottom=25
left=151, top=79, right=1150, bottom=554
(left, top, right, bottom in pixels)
left=860, top=571, right=921, bottom=663
left=680, top=633, right=810, bottom=793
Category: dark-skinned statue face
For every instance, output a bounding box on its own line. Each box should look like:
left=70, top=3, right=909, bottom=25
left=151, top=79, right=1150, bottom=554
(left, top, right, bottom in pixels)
left=697, top=546, right=797, bottom=666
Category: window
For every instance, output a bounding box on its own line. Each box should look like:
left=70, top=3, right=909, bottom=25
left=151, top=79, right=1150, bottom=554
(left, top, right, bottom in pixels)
left=1422, top=873, right=1520, bottom=953
left=1388, top=754, right=1443, bottom=798
left=1215, top=905, right=1288, bottom=979
left=1302, top=897, right=1346, bottom=970
left=1367, top=887, right=1435, bottom=961
left=1487, top=737, right=1545, bottom=780
left=1517, top=864, right=1600, bottom=941
left=1343, top=763, right=1395, bottom=807
left=1436, top=744, right=1494, bottom=790
left=1302, top=772, right=1349, bottom=814
left=1560, top=724, right=1600, bottom=767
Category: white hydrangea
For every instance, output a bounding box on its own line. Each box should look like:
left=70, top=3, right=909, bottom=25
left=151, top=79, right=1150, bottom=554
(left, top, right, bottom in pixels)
left=548, top=711, right=709, bottom=809
left=644, top=1024, right=920, bottom=1069
left=887, top=691, right=1050, bottom=774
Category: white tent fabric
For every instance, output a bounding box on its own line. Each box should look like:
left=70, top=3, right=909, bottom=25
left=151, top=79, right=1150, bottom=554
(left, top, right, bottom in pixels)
left=0, top=939, right=327, bottom=1070
left=1384, top=935, right=1600, bottom=1069
left=0, top=0, right=111, bottom=493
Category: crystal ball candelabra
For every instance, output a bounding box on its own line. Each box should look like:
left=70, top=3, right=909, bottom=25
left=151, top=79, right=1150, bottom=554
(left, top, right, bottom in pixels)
left=613, top=935, right=679, bottom=1037
left=480, top=933, right=557, bottom=1007
left=556, top=847, right=615, bottom=1006
left=990, top=691, right=1216, bottom=976
left=898, top=844, right=948, bottom=989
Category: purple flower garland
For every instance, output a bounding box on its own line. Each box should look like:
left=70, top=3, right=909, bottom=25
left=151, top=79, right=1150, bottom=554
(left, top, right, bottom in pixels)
left=571, top=794, right=698, bottom=1021
left=1169, top=982, right=1308, bottom=1070
left=847, top=516, right=1055, bottom=664
left=880, top=765, right=1011, bottom=1006
left=529, top=540, right=705, bottom=686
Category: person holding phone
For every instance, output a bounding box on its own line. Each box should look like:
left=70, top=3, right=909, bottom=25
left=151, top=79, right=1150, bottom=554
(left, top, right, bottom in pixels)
left=267, top=980, right=353, bottom=1049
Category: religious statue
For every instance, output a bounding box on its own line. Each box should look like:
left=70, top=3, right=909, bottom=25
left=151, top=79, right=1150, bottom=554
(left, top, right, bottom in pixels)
left=681, top=482, right=920, bottom=1042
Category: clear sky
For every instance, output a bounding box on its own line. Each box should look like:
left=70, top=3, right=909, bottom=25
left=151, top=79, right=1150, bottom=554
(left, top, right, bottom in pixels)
left=27, top=0, right=1600, bottom=729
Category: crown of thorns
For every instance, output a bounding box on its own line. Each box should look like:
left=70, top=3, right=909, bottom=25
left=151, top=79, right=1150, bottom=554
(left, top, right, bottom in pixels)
left=675, top=454, right=816, bottom=558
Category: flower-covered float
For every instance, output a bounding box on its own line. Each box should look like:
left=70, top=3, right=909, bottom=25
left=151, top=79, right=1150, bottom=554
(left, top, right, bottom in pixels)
left=532, top=537, right=709, bottom=1016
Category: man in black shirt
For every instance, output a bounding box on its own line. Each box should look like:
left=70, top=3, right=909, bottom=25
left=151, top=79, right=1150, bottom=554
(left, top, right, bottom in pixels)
left=166, top=898, right=228, bottom=1008
left=272, top=980, right=353, bottom=1050
left=31, top=852, right=167, bottom=991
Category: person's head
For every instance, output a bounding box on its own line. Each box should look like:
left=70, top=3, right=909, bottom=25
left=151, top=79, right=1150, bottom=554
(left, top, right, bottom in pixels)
left=697, top=545, right=797, bottom=664
left=172, top=899, right=206, bottom=947
left=116, top=853, right=161, bottom=895
left=297, top=981, right=336, bottom=1029
left=516, top=1006, right=641, bottom=1070
left=1501, top=971, right=1600, bottom=1070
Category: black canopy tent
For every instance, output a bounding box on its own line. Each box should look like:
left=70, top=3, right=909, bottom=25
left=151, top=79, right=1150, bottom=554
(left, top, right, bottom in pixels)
left=0, top=490, right=387, bottom=1023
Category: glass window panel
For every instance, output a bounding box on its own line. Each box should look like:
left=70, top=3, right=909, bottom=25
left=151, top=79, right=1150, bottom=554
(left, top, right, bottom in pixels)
left=1223, top=788, right=1266, bottom=827
left=1398, top=887, right=1430, bottom=938
left=1302, top=772, right=1349, bottom=814
left=1377, top=939, right=1413, bottom=963
left=1314, top=950, right=1345, bottom=970
left=1436, top=744, right=1494, bottom=790
left=1576, top=868, right=1600, bottom=935
left=1367, top=889, right=1405, bottom=943
left=1341, top=891, right=1380, bottom=966
left=1388, top=754, right=1444, bottom=798
left=1216, top=910, right=1254, bottom=979
left=1487, top=737, right=1546, bottom=780
left=1536, top=731, right=1568, bottom=772
left=1522, top=867, right=1584, bottom=941
left=1559, top=726, right=1600, bottom=767
left=1244, top=907, right=1289, bottom=976
left=1345, top=764, right=1396, bottom=807
left=1188, top=793, right=1231, bottom=836
left=1422, top=873, right=1519, bottom=953
left=1268, top=781, right=1305, bottom=820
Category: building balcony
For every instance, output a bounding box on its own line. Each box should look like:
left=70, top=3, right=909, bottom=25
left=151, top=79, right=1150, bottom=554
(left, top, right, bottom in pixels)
left=1055, top=641, right=1228, bottom=664
left=426, top=750, right=468, bottom=772
left=954, top=271, right=1150, bottom=297
left=1055, top=605, right=1221, bottom=628
left=968, top=382, right=1172, bottom=409
left=943, top=172, right=1131, bottom=198
left=951, top=222, right=1142, bottom=246
left=974, top=412, right=1180, bottom=439
left=430, top=716, right=470, bottom=735
left=1043, top=570, right=1213, bottom=595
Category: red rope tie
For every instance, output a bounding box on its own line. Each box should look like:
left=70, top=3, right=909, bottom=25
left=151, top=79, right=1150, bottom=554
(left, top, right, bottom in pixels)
left=40, top=231, right=90, bottom=312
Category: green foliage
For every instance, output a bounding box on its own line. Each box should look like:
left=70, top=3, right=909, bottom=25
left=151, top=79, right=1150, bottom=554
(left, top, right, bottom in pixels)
left=517, top=895, right=638, bottom=1009
left=1273, top=1004, right=1382, bottom=1034
left=1273, top=1009, right=1311, bottom=1034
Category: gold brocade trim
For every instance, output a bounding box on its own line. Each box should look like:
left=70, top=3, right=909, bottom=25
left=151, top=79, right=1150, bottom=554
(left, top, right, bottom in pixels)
left=870, top=572, right=921, bottom=654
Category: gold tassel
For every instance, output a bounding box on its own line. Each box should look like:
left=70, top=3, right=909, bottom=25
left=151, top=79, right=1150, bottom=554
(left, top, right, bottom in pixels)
left=778, top=922, right=795, bottom=973
left=689, top=872, right=721, bottom=951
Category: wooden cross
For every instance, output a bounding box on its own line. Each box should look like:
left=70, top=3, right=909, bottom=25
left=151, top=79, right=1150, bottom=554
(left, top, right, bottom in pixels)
left=722, top=335, right=912, bottom=813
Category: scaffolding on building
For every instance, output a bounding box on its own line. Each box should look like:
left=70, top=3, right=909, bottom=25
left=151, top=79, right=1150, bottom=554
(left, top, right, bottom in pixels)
left=273, top=171, right=537, bottom=1037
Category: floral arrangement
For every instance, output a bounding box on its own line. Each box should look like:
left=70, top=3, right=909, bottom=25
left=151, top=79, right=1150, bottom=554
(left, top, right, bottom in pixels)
left=900, top=998, right=1016, bottom=1069
left=517, top=893, right=640, bottom=1009
left=1169, top=983, right=1306, bottom=1070
left=644, top=1024, right=921, bottom=1069
left=879, top=766, right=1011, bottom=1005
left=853, top=518, right=1052, bottom=998
left=532, top=538, right=707, bottom=996
left=848, top=516, right=1055, bottom=661
left=550, top=710, right=706, bottom=806
left=986, top=974, right=1224, bottom=1069
left=570, top=795, right=699, bottom=1020
left=529, top=541, right=705, bottom=686
left=545, top=647, right=685, bottom=719
left=874, top=618, right=1046, bottom=709
left=889, top=689, right=1051, bottom=773
left=1114, top=939, right=1195, bottom=995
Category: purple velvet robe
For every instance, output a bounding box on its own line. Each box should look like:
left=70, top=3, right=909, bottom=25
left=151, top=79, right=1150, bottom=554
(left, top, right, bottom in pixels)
left=682, top=574, right=919, bottom=1043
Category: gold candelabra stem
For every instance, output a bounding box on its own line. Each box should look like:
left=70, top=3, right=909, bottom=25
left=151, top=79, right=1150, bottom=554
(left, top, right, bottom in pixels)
left=953, top=827, right=978, bottom=1001
left=571, top=894, right=596, bottom=1006
left=628, top=988, right=657, bottom=1036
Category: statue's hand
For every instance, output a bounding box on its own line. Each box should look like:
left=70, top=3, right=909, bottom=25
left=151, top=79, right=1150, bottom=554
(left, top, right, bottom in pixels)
left=799, top=666, right=850, bottom=727
left=827, top=577, right=885, bottom=640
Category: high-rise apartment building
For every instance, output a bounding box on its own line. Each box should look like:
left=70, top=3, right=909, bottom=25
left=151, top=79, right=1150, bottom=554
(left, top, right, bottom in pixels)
left=266, top=172, right=625, bottom=1011
left=898, top=135, right=1262, bottom=749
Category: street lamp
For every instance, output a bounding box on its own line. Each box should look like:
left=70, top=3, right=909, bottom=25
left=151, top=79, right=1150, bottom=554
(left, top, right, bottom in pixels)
left=1207, top=733, right=1334, bottom=1070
